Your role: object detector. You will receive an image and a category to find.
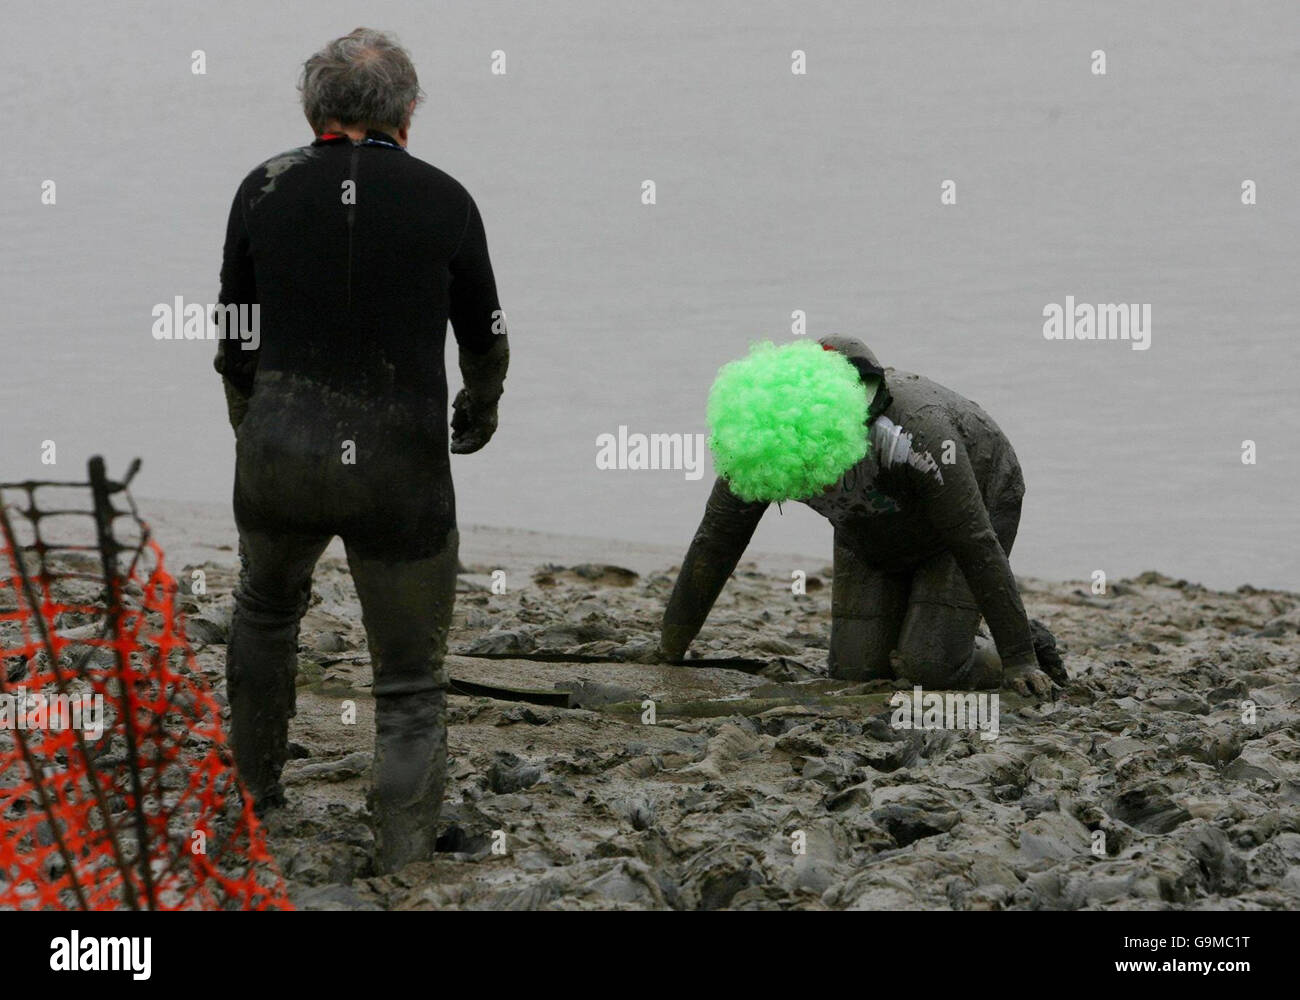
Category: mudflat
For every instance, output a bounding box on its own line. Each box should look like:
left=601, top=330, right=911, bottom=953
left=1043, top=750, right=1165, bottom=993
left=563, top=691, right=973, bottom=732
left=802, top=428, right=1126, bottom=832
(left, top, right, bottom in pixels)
left=150, top=499, right=1300, bottom=911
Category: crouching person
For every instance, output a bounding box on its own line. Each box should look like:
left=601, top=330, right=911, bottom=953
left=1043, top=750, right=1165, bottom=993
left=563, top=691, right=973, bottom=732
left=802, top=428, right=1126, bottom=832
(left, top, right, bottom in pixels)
left=661, top=337, right=1059, bottom=697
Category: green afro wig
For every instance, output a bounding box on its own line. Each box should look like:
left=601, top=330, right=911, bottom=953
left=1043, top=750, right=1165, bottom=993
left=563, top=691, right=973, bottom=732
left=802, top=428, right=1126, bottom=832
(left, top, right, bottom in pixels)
left=706, top=340, right=871, bottom=503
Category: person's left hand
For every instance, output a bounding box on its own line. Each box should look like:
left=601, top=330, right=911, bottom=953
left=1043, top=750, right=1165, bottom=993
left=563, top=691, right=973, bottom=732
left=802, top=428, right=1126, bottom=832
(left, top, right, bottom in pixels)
left=449, top=389, right=498, bottom=453
left=1002, top=659, right=1055, bottom=698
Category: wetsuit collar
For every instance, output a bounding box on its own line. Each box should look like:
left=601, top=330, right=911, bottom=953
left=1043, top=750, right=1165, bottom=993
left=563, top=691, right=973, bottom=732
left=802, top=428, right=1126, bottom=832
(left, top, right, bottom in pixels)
left=312, top=129, right=407, bottom=152
left=361, top=129, right=406, bottom=150
left=848, top=354, right=892, bottom=420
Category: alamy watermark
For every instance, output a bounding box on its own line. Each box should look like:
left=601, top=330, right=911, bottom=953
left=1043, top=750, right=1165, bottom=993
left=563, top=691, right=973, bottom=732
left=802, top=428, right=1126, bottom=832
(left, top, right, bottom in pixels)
left=50, top=932, right=151, bottom=980
left=890, top=685, right=999, bottom=741
left=1042, top=296, right=1150, bottom=351
left=0, top=686, right=104, bottom=740
left=595, top=426, right=705, bottom=480
left=151, top=297, right=260, bottom=350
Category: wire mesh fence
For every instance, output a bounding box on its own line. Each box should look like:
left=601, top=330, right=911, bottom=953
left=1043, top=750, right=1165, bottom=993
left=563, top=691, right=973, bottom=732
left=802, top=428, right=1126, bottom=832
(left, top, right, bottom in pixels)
left=0, top=457, right=289, bottom=910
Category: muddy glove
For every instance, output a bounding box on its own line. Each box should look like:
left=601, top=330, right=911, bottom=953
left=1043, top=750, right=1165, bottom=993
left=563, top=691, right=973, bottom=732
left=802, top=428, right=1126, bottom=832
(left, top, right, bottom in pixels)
left=450, top=336, right=509, bottom=454
left=449, top=390, right=498, bottom=454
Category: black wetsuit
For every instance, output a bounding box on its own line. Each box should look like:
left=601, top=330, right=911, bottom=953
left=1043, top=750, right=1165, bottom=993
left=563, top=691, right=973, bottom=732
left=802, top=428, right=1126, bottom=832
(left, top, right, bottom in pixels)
left=216, top=130, right=503, bottom=558
left=214, top=130, right=507, bottom=869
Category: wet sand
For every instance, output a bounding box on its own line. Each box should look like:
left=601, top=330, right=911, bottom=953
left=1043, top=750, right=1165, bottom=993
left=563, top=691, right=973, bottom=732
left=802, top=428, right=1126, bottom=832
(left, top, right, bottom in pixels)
left=156, top=500, right=1300, bottom=910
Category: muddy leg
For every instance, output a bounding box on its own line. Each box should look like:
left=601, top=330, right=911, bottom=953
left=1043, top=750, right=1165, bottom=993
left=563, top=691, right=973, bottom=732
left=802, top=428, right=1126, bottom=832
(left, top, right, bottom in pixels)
left=893, top=550, right=989, bottom=689
left=829, top=530, right=907, bottom=681
left=346, top=529, right=459, bottom=874
left=226, top=529, right=330, bottom=811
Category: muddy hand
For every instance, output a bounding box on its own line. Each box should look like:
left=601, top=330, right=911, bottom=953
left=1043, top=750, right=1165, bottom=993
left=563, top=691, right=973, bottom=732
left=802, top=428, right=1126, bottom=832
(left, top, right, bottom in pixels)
left=449, top=389, right=498, bottom=454
left=1003, top=661, right=1055, bottom=698
left=659, top=623, right=697, bottom=664
left=622, top=642, right=669, bottom=665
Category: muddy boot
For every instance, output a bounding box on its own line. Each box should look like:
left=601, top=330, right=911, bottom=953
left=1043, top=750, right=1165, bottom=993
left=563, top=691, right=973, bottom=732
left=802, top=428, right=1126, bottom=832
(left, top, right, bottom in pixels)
left=225, top=600, right=300, bottom=813
left=369, top=689, right=447, bottom=873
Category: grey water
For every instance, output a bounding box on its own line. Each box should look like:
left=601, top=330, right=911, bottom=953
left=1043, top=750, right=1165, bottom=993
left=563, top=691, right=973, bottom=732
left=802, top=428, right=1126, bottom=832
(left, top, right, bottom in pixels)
left=2, top=0, right=1297, bottom=589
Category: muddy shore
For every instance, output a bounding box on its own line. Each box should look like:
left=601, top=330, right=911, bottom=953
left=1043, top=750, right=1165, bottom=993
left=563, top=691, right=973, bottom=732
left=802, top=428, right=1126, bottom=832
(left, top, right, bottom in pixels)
left=150, top=500, right=1300, bottom=911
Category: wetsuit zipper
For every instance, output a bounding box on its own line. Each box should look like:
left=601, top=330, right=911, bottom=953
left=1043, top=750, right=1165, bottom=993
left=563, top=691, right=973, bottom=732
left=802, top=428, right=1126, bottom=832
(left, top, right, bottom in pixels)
left=346, top=144, right=359, bottom=309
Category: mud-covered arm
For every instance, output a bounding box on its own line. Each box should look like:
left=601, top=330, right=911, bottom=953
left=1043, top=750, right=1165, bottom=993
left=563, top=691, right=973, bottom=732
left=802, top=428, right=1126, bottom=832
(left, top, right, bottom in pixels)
left=909, top=426, right=1036, bottom=668
left=449, top=196, right=504, bottom=365
left=448, top=196, right=508, bottom=452
left=213, top=182, right=257, bottom=431
left=449, top=334, right=508, bottom=453
left=455, top=335, right=509, bottom=406
left=661, top=478, right=768, bottom=658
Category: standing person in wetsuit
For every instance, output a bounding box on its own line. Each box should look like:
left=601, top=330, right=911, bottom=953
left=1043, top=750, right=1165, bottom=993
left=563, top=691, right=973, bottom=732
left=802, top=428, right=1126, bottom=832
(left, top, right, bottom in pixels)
left=661, top=337, right=1059, bottom=697
left=213, top=28, right=509, bottom=872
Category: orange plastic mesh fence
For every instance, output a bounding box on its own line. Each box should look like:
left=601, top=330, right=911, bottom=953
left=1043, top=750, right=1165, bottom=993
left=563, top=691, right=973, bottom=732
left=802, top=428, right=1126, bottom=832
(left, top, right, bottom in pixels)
left=0, top=459, right=290, bottom=910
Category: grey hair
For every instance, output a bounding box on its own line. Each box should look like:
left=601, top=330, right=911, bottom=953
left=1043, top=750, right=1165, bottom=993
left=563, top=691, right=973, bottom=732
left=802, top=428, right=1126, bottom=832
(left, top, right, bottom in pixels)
left=298, top=28, right=425, bottom=133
